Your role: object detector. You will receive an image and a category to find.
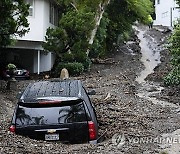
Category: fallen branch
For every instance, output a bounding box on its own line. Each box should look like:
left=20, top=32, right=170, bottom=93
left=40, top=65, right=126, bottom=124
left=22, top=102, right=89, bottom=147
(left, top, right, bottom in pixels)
left=91, top=58, right=115, bottom=64
left=104, top=93, right=111, bottom=100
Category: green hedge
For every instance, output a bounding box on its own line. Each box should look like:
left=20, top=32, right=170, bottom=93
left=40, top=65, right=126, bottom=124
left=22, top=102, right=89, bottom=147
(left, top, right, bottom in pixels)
left=62, top=53, right=74, bottom=62
left=164, top=67, right=180, bottom=85
left=62, top=52, right=92, bottom=71
left=55, top=62, right=84, bottom=76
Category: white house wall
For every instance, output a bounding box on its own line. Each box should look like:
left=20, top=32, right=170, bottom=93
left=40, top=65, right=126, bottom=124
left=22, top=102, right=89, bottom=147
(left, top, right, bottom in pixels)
left=40, top=52, right=52, bottom=72
left=43, top=0, right=55, bottom=41
left=17, top=0, right=55, bottom=42
left=51, top=52, right=56, bottom=68
left=33, top=51, right=55, bottom=73
left=154, top=0, right=180, bottom=27
left=13, top=0, right=57, bottom=73
left=18, top=0, right=44, bottom=41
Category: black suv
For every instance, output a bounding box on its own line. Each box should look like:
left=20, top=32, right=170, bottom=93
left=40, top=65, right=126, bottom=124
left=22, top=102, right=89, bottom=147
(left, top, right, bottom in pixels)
left=9, top=80, right=98, bottom=144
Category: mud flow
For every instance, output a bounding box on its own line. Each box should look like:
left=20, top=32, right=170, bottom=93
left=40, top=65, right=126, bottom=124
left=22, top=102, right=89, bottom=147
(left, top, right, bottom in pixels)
left=135, top=26, right=180, bottom=154
left=0, top=25, right=179, bottom=154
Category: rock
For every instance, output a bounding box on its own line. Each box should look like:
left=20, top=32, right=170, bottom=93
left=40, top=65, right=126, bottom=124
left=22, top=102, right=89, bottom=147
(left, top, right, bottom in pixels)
left=146, top=86, right=158, bottom=92
left=7, top=80, right=17, bottom=90
left=129, top=85, right=136, bottom=93
left=87, top=84, right=94, bottom=88
left=167, top=91, right=175, bottom=96
left=88, top=90, right=96, bottom=95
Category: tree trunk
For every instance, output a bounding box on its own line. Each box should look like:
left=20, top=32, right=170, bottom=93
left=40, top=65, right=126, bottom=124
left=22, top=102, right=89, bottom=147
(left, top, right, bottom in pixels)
left=87, top=0, right=111, bottom=56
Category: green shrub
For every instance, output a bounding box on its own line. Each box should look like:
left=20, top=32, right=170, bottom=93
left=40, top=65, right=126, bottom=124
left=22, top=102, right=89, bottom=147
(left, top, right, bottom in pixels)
left=82, top=57, right=92, bottom=71
left=61, top=51, right=91, bottom=72
left=164, top=67, right=180, bottom=85
left=73, top=51, right=92, bottom=71
left=165, top=24, right=180, bottom=85
left=56, top=62, right=84, bottom=76
left=160, top=151, right=168, bottom=154
left=62, top=52, right=74, bottom=62
left=7, top=63, right=16, bottom=70
left=73, top=51, right=87, bottom=62
left=90, top=14, right=109, bottom=58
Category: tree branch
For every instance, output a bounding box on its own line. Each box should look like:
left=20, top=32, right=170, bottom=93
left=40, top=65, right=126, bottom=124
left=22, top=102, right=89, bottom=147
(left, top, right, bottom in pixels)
left=87, top=0, right=111, bottom=56
left=70, top=2, right=78, bottom=12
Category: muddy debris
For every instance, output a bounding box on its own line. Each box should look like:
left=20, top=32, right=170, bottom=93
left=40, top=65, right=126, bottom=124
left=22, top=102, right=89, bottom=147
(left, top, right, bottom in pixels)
left=0, top=25, right=180, bottom=154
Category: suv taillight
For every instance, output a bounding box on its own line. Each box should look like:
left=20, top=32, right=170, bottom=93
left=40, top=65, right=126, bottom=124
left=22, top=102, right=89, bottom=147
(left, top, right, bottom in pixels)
left=88, top=121, right=96, bottom=140
left=9, top=125, right=16, bottom=133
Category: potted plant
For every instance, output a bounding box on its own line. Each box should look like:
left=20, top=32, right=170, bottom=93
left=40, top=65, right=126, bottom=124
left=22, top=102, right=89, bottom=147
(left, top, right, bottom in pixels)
left=6, top=63, right=17, bottom=90
left=7, top=63, right=16, bottom=78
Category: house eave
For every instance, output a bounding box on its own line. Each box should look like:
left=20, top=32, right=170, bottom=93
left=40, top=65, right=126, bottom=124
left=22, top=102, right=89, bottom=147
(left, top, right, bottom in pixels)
left=10, top=40, right=44, bottom=50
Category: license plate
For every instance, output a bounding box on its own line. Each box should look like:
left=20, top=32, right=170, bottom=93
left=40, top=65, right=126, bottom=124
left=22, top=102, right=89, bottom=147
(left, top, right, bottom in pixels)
left=45, top=134, right=59, bottom=141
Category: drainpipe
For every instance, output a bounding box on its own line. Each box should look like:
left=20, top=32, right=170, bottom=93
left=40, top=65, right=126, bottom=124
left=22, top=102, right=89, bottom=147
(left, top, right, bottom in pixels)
left=170, top=7, right=173, bottom=27
left=170, top=7, right=175, bottom=27
left=37, top=50, right=40, bottom=75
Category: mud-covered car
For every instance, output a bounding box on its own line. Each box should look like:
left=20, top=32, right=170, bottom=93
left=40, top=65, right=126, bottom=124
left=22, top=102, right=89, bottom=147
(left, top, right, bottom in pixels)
left=0, top=68, right=30, bottom=80
left=9, top=80, right=98, bottom=144
left=14, top=68, right=30, bottom=80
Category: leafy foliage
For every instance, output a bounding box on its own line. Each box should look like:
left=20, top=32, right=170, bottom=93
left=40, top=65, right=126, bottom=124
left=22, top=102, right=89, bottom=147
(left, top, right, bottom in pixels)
left=164, top=67, right=180, bottom=85
left=0, top=0, right=29, bottom=47
left=7, top=63, right=16, bottom=70
left=105, top=0, right=153, bottom=51
left=56, top=62, right=84, bottom=76
left=126, top=0, right=153, bottom=23
left=44, top=7, right=95, bottom=56
left=43, top=0, right=96, bottom=71
left=89, top=13, right=110, bottom=58
left=62, top=51, right=91, bottom=71
left=165, top=24, right=180, bottom=85
left=176, top=0, right=180, bottom=6
left=44, top=0, right=153, bottom=73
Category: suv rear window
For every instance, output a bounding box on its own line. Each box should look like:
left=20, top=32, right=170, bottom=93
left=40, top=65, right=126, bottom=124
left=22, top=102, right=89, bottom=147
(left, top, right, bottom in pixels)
left=16, top=102, right=87, bottom=126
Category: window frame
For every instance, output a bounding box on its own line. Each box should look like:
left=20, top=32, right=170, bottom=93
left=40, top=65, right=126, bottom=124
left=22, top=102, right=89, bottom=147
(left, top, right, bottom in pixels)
left=49, top=2, right=59, bottom=26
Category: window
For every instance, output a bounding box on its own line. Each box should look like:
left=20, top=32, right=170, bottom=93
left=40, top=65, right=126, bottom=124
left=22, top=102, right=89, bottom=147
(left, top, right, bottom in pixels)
left=16, top=102, right=87, bottom=126
left=25, top=0, right=34, bottom=16
left=49, top=2, right=59, bottom=26
left=157, top=0, right=160, bottom=4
